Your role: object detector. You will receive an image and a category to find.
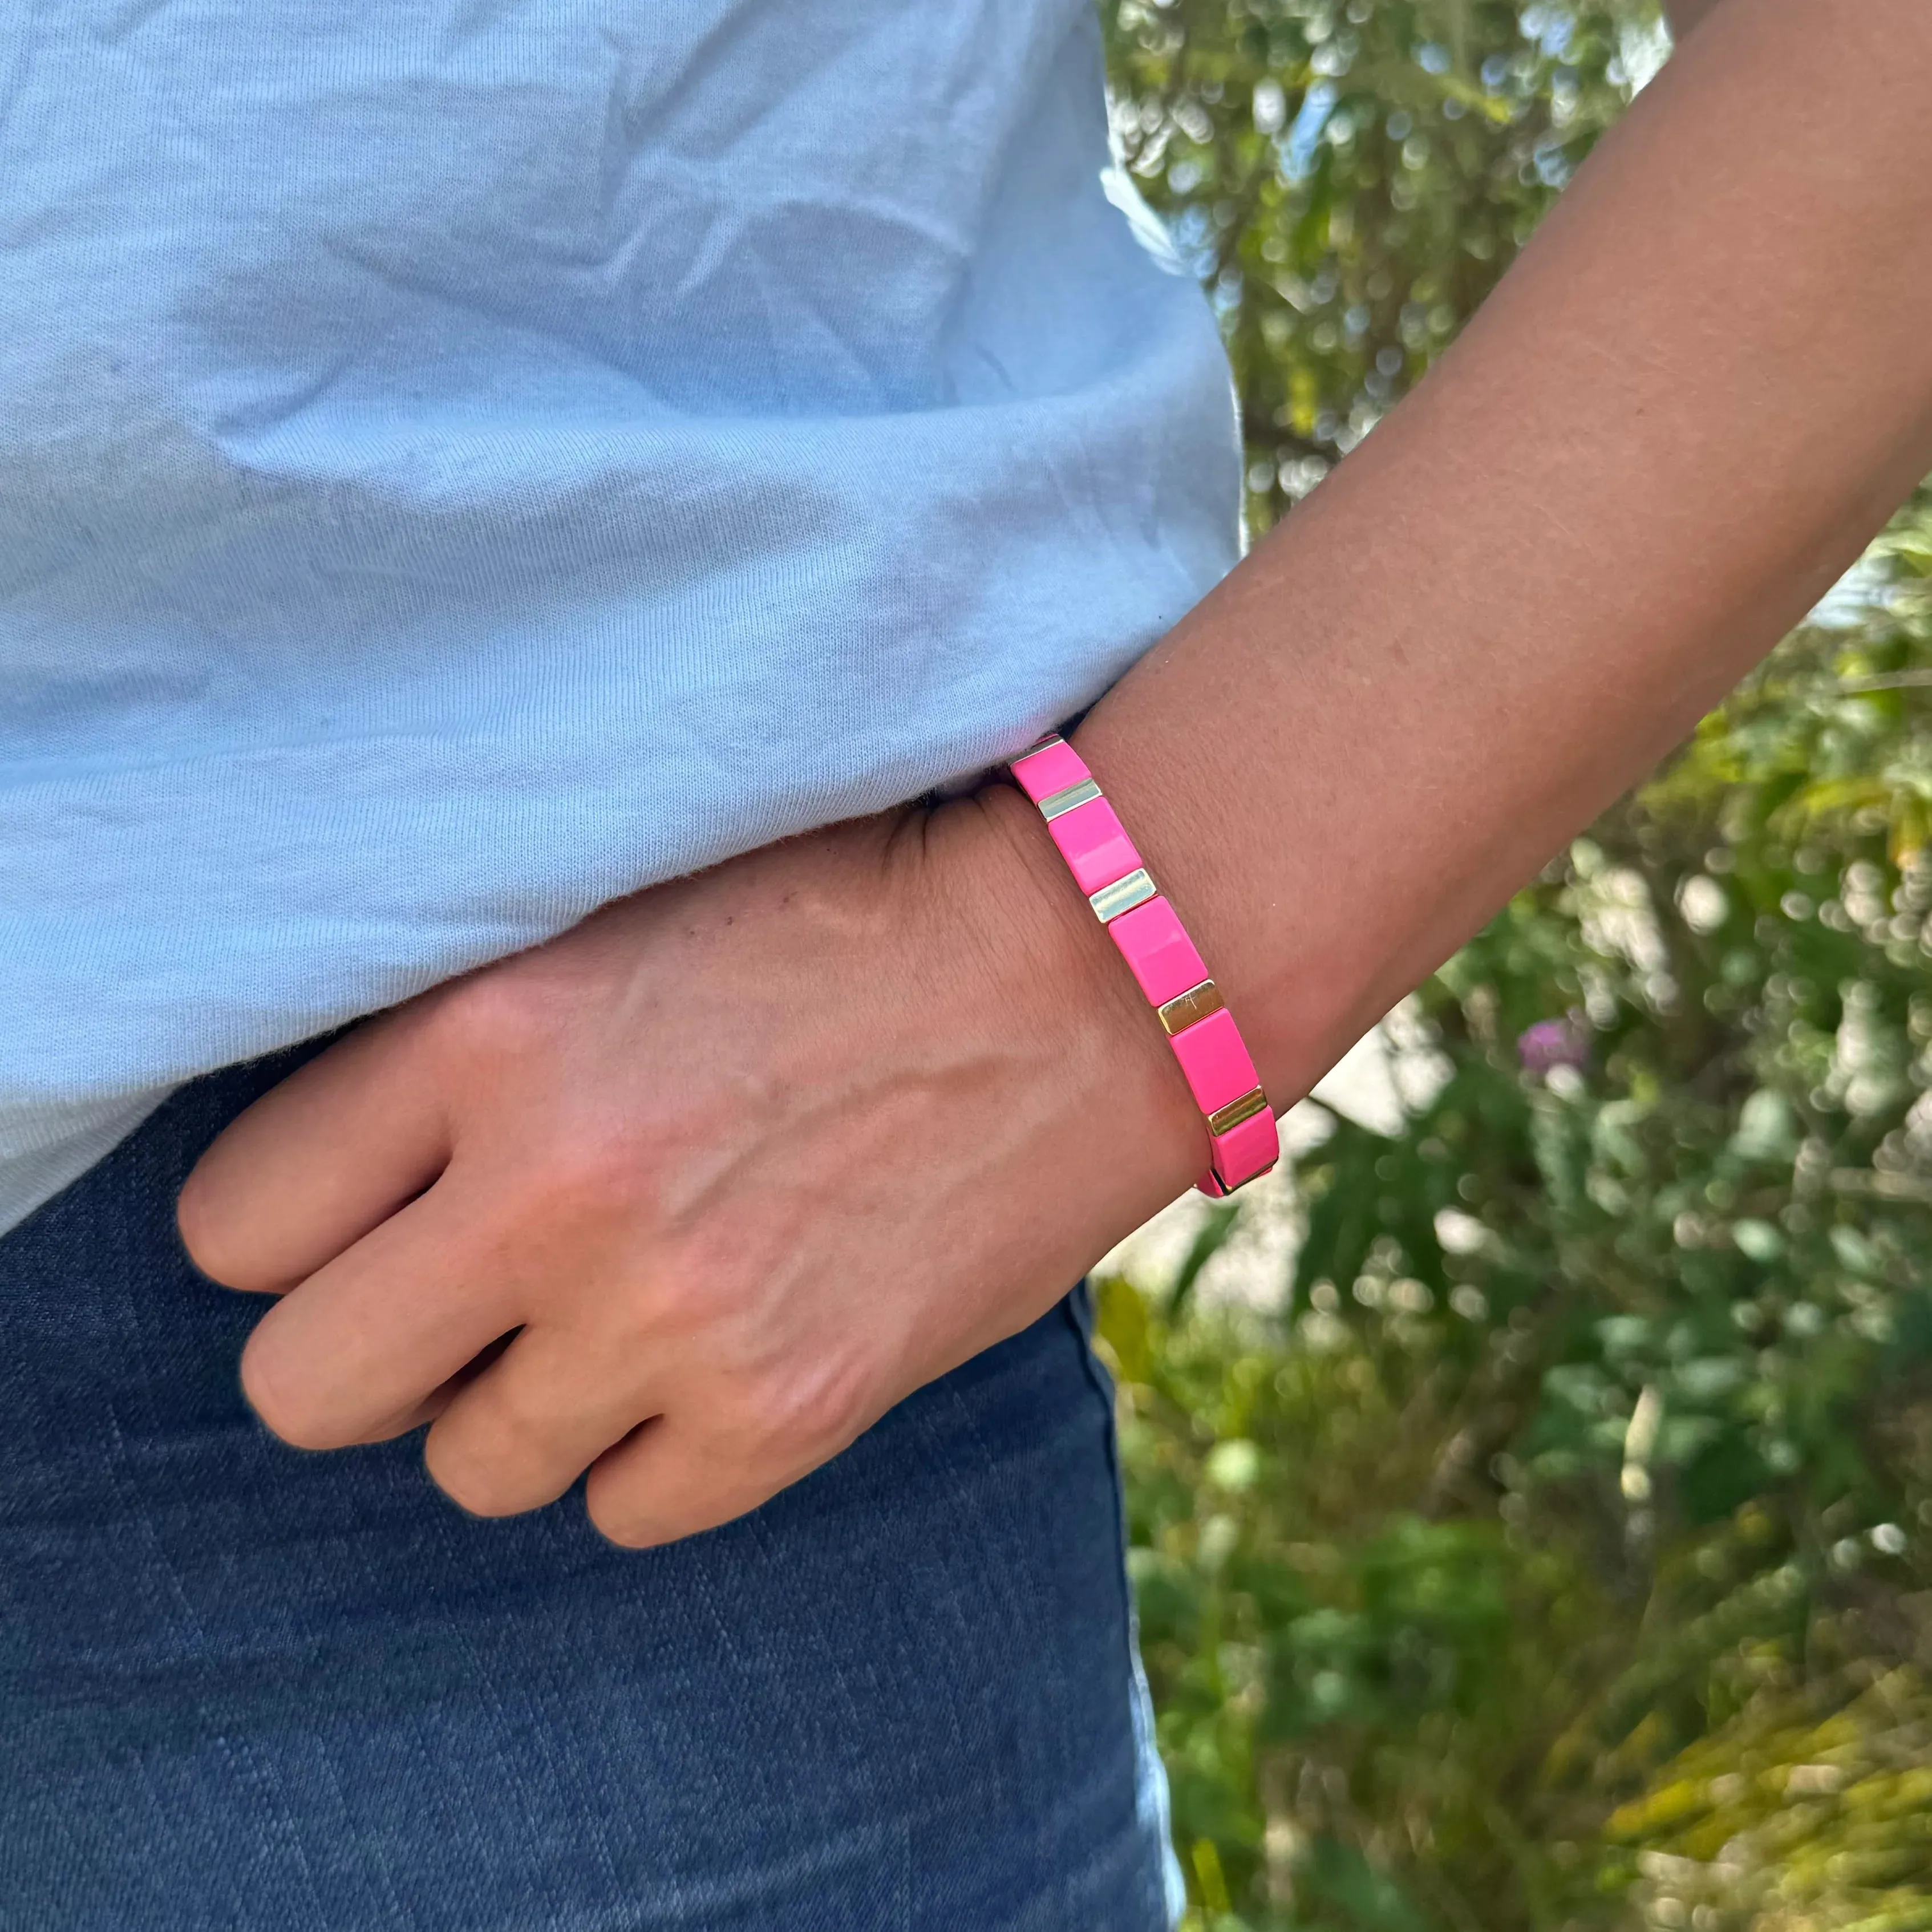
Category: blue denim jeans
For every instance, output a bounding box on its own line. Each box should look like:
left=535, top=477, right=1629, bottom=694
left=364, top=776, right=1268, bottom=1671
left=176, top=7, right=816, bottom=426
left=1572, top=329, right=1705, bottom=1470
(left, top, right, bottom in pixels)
left=0, top=1046, right=1181, bottom=1929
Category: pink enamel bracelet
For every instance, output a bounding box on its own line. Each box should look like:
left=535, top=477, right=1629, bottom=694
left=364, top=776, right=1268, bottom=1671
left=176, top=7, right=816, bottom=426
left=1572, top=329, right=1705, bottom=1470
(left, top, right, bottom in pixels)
left=1009, top=734, right=1279, bottom=1198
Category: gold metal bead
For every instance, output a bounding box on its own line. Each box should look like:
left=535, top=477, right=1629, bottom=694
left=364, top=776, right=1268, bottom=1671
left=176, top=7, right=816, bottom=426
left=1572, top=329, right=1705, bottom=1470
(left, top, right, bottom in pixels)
left=1157, top=979, right=1225, bottom=1035
left=1088, top=868, right=1157, bottom=922
left=1206, top=1086, right=1270, bottom=1136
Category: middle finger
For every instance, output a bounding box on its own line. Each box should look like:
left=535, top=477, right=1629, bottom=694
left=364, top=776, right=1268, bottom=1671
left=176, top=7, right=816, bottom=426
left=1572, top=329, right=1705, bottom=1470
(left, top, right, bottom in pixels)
left=238, top=1174, right=526, bottom=1451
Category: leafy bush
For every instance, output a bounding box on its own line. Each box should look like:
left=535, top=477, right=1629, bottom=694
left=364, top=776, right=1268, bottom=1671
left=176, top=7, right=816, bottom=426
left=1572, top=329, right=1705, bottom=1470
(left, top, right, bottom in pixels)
left=1097, top=6, right=1932, bottom=1925
left=1102, top=0, right=1655, bottom=530
left=1103, top=497, right=1932, bottom=1931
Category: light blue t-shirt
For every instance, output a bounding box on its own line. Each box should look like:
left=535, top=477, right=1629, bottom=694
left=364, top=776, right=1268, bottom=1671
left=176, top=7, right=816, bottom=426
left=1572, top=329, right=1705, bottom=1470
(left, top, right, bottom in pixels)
left=0, top=0, right=1239, bottom=1233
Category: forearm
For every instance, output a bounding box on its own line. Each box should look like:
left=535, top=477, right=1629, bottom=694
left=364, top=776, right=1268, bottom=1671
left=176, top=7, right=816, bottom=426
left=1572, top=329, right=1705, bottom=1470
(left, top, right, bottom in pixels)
left=1663, top=0, right=1725, bottom=39
left=1054, top=0, right=1932, bottom=1141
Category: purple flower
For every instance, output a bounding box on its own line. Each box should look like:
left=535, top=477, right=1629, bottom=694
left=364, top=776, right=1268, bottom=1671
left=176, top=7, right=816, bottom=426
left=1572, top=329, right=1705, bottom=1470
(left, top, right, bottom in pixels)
left=1517, top=1016, right=1591, bottom=1078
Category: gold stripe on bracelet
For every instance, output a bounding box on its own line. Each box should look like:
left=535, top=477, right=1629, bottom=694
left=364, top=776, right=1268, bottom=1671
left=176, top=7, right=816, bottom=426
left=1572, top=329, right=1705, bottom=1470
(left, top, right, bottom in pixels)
left=1206, top=1086, right=1270, bottom=1136
left=1037, top=777, right=1101, bottom=820
left=1088, top=868, right=1157, bottom=922
left=1157, top=979, right=1225, bottom=1035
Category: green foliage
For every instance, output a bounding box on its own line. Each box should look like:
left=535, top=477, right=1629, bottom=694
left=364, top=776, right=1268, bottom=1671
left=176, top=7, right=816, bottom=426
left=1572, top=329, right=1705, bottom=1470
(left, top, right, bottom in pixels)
left=1097, top=7, right=1932, bottom=1925
left=1104, top=497, right=1932, bottom=1929
left=1101, top=0, right=1654, bottom=529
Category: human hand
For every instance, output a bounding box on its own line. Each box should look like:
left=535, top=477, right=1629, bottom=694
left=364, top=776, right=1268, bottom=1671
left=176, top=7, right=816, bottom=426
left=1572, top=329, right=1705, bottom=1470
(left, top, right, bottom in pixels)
left=176, top=787, right=1204, bottom=1546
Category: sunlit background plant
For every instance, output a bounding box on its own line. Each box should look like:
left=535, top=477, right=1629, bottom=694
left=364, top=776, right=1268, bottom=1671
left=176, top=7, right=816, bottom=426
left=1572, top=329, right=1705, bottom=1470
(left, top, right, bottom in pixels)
left=1096, top=5, right=1932, bottom=1925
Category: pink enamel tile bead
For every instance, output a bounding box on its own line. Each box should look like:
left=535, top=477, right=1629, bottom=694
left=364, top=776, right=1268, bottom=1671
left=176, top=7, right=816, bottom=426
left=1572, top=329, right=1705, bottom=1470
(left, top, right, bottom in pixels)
left=1106, top=896, right=1209, bottom=1007
left=1200, top=1111, right=1281, bottom=1199
left=1009, top=736, right=1091, bottom=804
left=1047, top=796, right=1143, bottom=898
left=1166, top=1007, right=1260, bottom=1119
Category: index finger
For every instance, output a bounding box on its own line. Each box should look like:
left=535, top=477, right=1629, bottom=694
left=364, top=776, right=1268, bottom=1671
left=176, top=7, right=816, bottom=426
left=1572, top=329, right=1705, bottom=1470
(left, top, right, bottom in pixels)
left=177, top=1007, right=451, bottom=1292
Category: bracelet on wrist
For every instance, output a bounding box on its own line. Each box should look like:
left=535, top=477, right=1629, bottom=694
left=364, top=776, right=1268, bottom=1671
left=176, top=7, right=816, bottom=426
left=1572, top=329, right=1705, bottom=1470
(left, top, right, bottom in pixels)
left=1008, top=734, right=1279, bottom=1198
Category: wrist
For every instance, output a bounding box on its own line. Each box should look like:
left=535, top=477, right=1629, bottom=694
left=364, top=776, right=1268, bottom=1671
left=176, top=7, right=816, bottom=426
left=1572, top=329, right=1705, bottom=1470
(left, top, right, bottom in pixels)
left=921, top=779, right=1208, bottom=1214
left=1068, top=696, right=1356, bottom=1114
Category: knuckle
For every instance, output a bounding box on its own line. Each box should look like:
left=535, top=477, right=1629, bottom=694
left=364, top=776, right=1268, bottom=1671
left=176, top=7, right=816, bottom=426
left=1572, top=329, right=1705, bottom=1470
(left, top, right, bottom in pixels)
left=755, top=1355, right=869, bottom=1469
left=239, top=1340, right=349, bottom=1452
left=173, top=1172, right=230, bottom=1279
left=422, top=1378, right=576, bottom=1520
left=585, top=1476, right=746, bottom=1551
left=175, top=1162, right=272, bottom=1291
left=423, top=1436, right=536, bottom=1520
left=424, top=967, right=560, bottom=1068
left=586, top=1500, right=662, bottom=1550
left=516, top=1121, right=664, bottom=1241
left=582, top=1472, right=669, bottom=1549
left=478, top=1368, right=565, bottom=1460
left=542, top=1126, right=644, bottom=1216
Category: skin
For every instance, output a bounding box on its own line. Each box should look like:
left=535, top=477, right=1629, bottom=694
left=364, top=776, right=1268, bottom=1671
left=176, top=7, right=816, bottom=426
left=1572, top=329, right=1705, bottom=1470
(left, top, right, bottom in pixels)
left=1665, top=0, right=1725, bottom=35
left=179, top=0, right=1932, bottom=1547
